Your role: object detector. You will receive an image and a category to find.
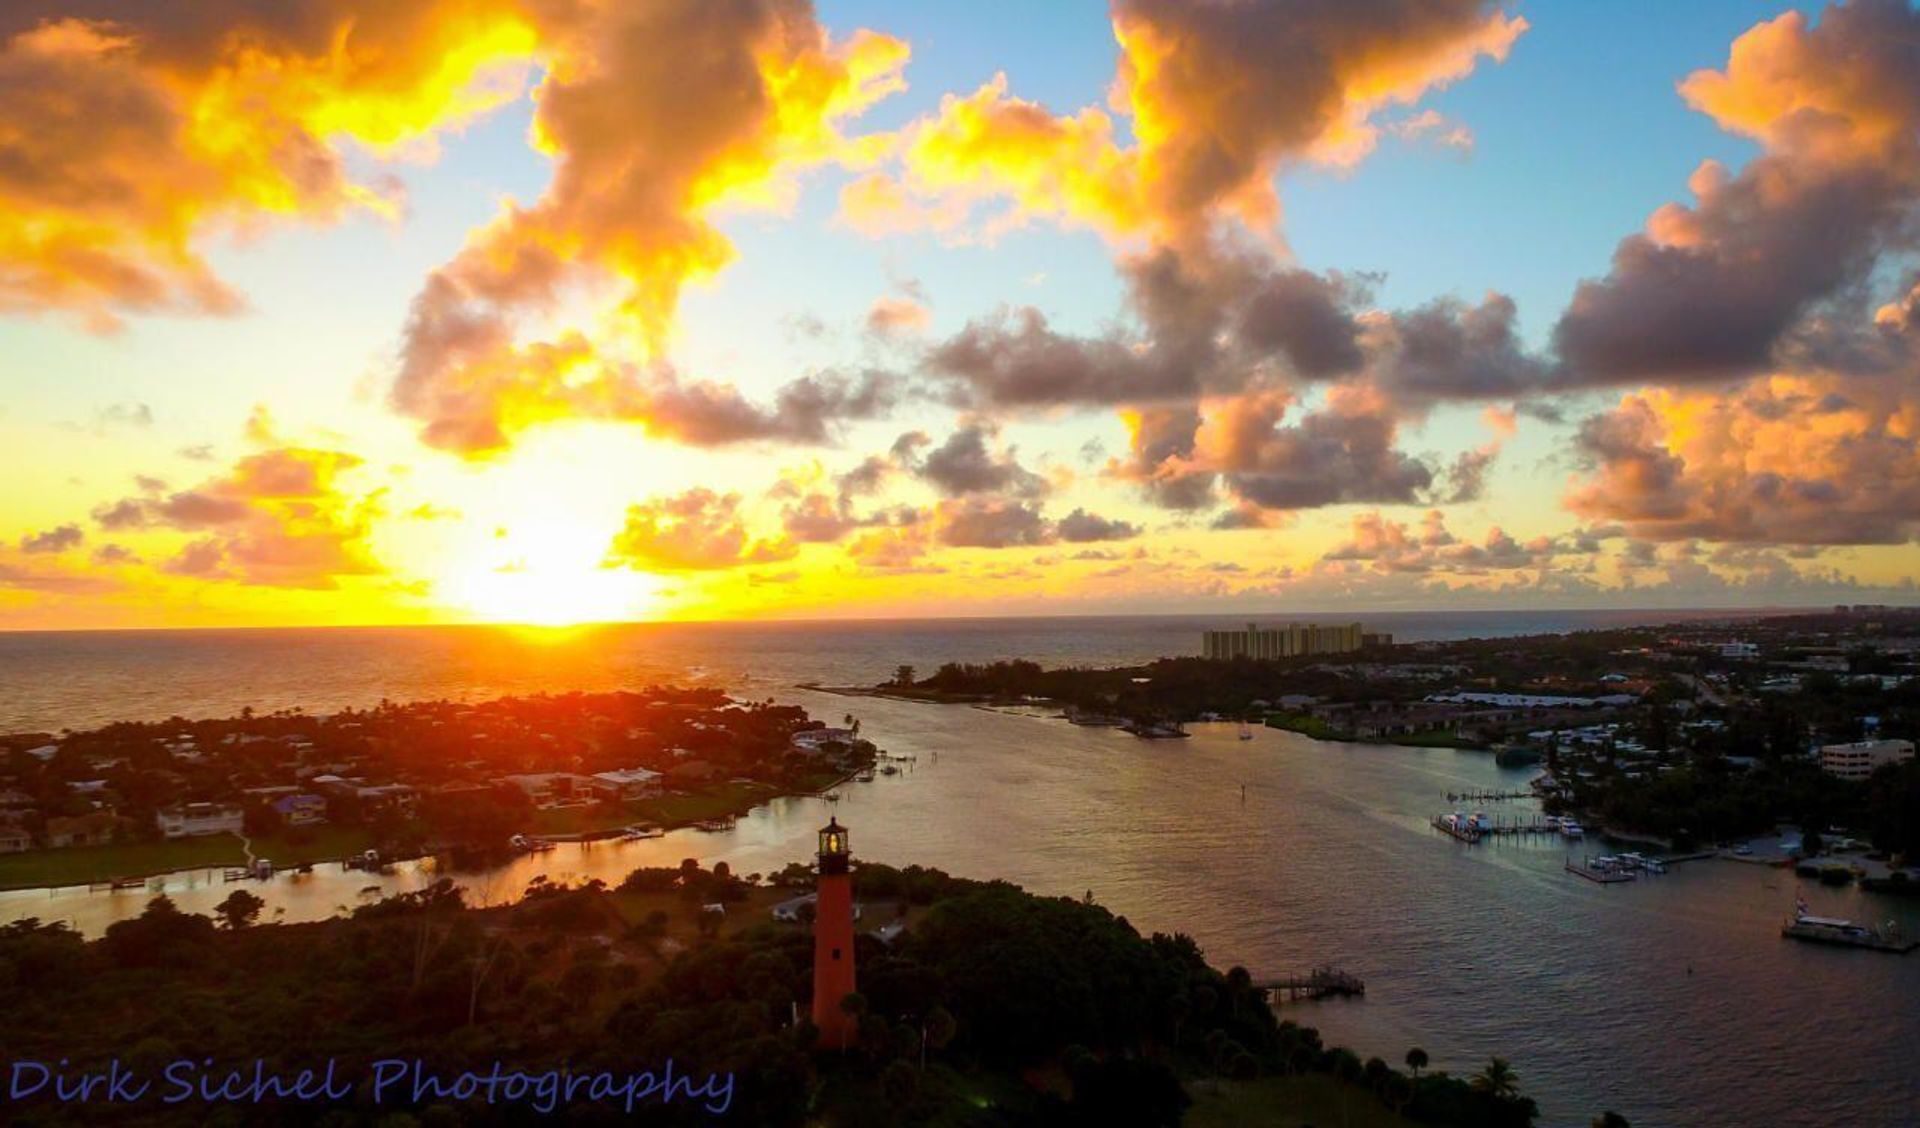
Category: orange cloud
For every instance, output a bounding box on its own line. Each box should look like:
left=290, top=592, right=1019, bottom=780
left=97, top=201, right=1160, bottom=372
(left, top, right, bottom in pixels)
left=0, top=3, right=536, bottom=330
left=1556, top=0, right=1920, bottom=549
left=1567, top=371, right=1920, bottom=546
left=847, top=0, right=1522, bottom=249
left=392, top=0, right=907, bottom=454
left=604, top=488, right=797, bottom=572
left=1554, top=0, right=1920, bottom=386
left=94, top=444, right=386, bottom=588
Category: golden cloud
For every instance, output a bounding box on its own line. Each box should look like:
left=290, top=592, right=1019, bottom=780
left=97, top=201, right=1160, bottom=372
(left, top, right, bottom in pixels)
left=0, top=2, right=536, bottom=329
left=846, top=0, right=1523, bottom=249
left=604, top=488, right=797, bottom=572
left=91, top=443, right=386, bottom=587
left=392, top=0, right=908, bottom=454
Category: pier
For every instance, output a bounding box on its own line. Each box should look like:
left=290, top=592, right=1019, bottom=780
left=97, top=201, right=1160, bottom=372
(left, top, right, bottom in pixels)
left=1257, top=967, right=1366, bottom=1002
left=1445, top=789, right=1532, bottom=803
left=1430, top=814, right=1566, bottom=843
left=1566, top=860, right=1635, bottom=884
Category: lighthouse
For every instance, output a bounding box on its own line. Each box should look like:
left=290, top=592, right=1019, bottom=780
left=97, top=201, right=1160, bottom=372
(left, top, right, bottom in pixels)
left=811, top=816, right=857, bottom=1048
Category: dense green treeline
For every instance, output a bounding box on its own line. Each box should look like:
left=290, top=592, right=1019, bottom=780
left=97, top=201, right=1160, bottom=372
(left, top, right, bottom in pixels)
left=0, top=862, right=1546, bottom=1126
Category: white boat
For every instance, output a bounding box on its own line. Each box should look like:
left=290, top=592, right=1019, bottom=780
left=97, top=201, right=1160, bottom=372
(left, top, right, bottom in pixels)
left=619, top=824, right=663, bottom=841
left=1558, top=818, right=1585, bottom=839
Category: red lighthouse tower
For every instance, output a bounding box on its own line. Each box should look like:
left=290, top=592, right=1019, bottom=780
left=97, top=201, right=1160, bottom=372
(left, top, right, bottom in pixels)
left=811, top=816, right=857, bottom=1049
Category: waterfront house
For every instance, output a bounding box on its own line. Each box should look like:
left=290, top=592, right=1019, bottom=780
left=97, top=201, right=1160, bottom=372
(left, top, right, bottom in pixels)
left=591, top=767, right=663, bottom=800
left=0, top=821, right=31, bottom=853
left=271, top=793, right=329, bottom=827
left=790, top=728, right=857, bottom=756
left=46, top=812, right=127, bottom=848
left=23, top=744, right=59, bottom=762
left=499, top=772, right=601, bottom=809
left=155, top=802, right=245, bottom=839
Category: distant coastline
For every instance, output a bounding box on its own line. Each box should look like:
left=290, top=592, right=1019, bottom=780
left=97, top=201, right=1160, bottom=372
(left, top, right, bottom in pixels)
left=0, top=606, right=1826, bottom=733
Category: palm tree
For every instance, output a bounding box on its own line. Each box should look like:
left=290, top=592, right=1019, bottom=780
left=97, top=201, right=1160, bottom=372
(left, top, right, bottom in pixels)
left=1472, top=1056, right=1519, bottom=1101
left=1405, top=1046, right=1428, bottom=1079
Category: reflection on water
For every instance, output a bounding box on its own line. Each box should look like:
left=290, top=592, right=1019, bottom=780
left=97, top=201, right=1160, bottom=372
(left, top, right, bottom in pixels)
left=6, top=693, right=1916, bottom=1127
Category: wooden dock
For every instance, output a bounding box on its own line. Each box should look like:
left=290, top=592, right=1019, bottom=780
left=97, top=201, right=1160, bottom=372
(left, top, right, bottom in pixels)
left=1257, top=967, right=1366, bottom=1002
left=1431, top=814, right=1564, bottom=843
left=1566, top=860, right=1635, bottom=884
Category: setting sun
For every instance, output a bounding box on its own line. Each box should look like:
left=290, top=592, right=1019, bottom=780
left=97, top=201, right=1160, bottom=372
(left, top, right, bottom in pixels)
left=440, top=511, right=667, bottom=626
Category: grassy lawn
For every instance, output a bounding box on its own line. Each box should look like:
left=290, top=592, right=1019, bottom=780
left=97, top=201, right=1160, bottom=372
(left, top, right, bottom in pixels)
left=1185, top=1075, right=1415, bottom=1128
left=530, top=804, right=644, bottom=837
left=244, top=826, right=375, bottom=866
left=529, top=775, right=844, bottom=839
left=530, top=782, right=772, bottom=837
left=1395, top=729, right=1476, bottom=750
left=1264, top=715, right=1474, bottom=751
left=0, top=825, right=382, bottom=891
left=1265, top=712, right=1341, bottom=741
left=0, top=835, right=244, bottom=891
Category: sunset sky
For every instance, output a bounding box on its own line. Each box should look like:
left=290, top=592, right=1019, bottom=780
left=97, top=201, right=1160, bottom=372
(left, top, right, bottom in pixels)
left=4, top=0, right=1919, bottom=629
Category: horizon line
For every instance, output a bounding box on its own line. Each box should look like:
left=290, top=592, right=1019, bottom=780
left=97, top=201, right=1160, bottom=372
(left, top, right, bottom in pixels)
left=0, top=602, right=1878, bottom=637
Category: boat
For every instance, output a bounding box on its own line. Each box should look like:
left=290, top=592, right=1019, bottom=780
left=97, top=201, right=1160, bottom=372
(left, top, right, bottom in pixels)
left=1237, top=721, right=1254, bottom=741
left=880, top=764, right=900, bottom=776
left=1558, top=817, right=1585, bottom=839
left=619, top=824, right=664, bottom=841
left=509, top=834, right=556, bottom=854
left=1432, top=812, right=1482, bottom=843
left=692, top=816, right=737, bottom=832
left=1781, top=904, right=1916, bottom=953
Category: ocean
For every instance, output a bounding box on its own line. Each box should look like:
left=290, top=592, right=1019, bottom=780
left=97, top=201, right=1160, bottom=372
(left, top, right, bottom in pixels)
left=0, top=607, right=1780, bottom=732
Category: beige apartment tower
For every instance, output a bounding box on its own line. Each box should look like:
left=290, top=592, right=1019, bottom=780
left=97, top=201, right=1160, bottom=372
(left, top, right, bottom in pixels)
left=1201, top=621, right=1367, bottom=660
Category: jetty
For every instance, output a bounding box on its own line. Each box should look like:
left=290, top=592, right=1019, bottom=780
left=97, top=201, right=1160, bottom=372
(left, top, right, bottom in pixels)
left=1445, top=789, right=1532, bottom=803
left=1782, top=914, right=1917, bottom=954
left=1565, top=859, right=1635, bottom=884
left=1430, top=813, right=1565, bottom=843
left=1257, top=967, right=1366, bottom=1002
